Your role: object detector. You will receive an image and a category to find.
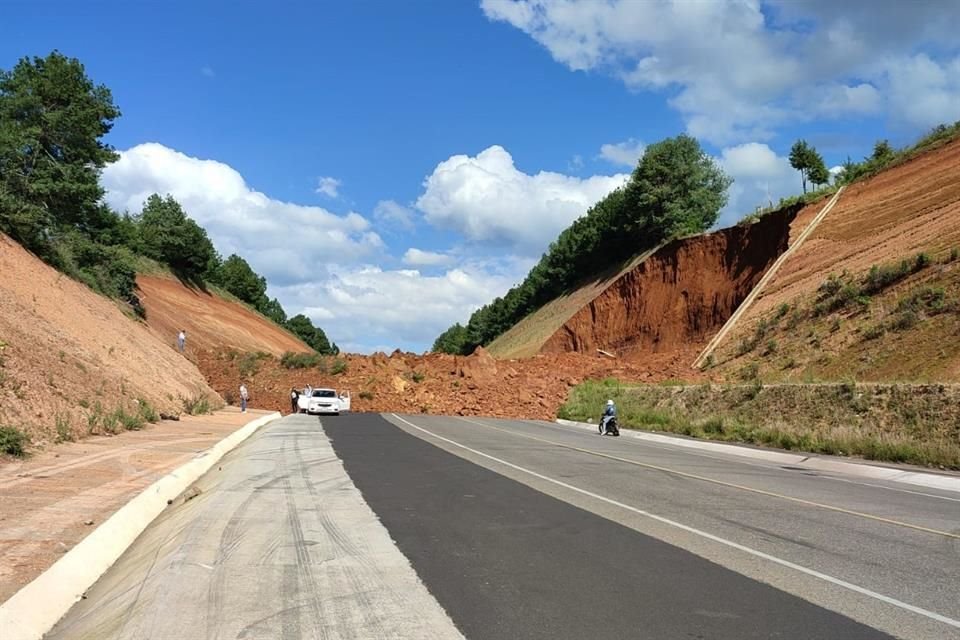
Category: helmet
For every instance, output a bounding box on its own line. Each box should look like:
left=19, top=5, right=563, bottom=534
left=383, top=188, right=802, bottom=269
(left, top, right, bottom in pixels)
left=606, top=399, right=614, bottom=406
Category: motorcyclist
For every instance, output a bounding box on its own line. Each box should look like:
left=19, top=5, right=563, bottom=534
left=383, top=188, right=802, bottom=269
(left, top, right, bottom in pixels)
left=600, top=399, right=617, bottom=435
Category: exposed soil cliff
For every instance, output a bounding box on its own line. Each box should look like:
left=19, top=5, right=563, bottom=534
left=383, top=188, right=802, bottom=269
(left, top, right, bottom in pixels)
left=542, top=207, right=799, bottom=357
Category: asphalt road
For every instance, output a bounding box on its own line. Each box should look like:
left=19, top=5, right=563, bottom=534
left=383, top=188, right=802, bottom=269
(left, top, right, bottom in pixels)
left=47, top=413, right=959, bottom=639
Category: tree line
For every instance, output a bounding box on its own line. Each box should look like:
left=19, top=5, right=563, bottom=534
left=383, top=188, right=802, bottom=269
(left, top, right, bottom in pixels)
left=0, top=51, right=337, bottom=355
left=433, top=134, right=732, bottom=354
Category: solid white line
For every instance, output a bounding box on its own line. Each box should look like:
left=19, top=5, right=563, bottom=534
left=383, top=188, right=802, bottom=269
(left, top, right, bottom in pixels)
left=391, top=413, right=960, bottom=631
left=541, top=419, right=960, bottom=503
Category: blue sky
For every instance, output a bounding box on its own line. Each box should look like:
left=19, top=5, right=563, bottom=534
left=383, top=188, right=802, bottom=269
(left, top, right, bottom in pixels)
left=4, top=1, right=959, bottom=352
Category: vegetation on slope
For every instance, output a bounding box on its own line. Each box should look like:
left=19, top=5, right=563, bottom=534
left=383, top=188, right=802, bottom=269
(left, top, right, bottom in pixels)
left=710, top=250, right=960, bottom=383
left=560, top=379, right=960, bottom=469
left=0, top=51, right=336, bottom=354
left=434, top=135, right=732, bottom=355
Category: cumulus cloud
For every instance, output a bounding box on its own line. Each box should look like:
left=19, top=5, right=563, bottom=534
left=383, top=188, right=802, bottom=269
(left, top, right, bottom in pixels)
left=717, top=142, right=798, bottom=227
left=415, top=145, right=628, bottom=252
left=271, top=262, right=524, bottom=353
left=100, top=143, right=532, bottom=353
left=374, top=199, right=416, bottom=230
left=599, top=138, right=645, bottom=167
left=315, top=176, right=342, bottom=198
left=403, top=248, right=455, bottom=267
left=101, top=143, right=382, bottom=286
left=482, top=0, right=960, bottom=142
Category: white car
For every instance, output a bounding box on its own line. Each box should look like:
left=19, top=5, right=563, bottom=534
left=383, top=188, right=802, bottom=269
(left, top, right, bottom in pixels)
left=300, top=389, right=351, bottom=416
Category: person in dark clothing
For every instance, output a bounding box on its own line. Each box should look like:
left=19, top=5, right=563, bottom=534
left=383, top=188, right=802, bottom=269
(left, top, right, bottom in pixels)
left=290, top=388, right=300, bottom=414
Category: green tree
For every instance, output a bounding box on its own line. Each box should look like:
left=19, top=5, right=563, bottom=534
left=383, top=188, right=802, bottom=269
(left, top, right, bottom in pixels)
left=0, top=51, right=120, bottom=254
left=259, top=297, right=287, bottom=325
left=808, top=154, right=830, bottom=189
left=789, top=140, right=812, bottom=193
left=137, top=194, right=216, bottom=280
left=432, top=323, right=469, bottom=354
left=871, top=139, right=895, bottom=164
left=215, top=254, right=267, bottom=305
left=285, top=314, right=335, bottom=354
left=625, top=134, right=731, bottom=240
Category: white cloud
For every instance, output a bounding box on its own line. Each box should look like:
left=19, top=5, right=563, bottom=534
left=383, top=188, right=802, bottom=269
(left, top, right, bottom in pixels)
left=315, top=176, right=342, bottom=198
left=415, top=145, right=628, bottom=253
left=200, top=66, right=215, bottom=78
left=101, top=143, right=382, bottom=286
left=403, top=248, right=455, bottom=267
left=373, top=199, right=415, bottom=230
left=717, top=142, right=798, bottom=227
left=599, top=138, right=645, bottom=167
left=482, top=0, right=960, bottom=143
left=272, top=262, right=524, bottom=353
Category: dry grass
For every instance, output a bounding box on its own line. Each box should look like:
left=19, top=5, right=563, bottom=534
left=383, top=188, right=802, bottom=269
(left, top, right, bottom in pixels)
left=560, top=379, right=960, bottom=469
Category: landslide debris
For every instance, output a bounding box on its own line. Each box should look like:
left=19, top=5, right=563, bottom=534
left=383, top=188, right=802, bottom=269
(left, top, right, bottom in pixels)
left=197, top=346, right=703, bottom=420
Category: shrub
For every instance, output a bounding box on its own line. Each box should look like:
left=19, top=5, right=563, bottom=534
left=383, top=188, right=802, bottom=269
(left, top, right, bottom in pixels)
left=949, top=247, right=959, bottom=263
left=137, top=398, right=159, bottom=423
left=237, top=351, right=269, bottom=377
left=897, top=287, right=946, bottom=315
left=763, top=339, right=778, bottom=356
left=116, top=407, right=145, bottom=431
left=182, top=393, right=212, bottom=415
left=863, top=324, right=886, bottom=340
left=55, top=414, right=74, bottom=443
left=330, top=359, right=348, bottom=375
left=0, top=425, right=28, bottom=456
left=358, top=390, right=374, bottom=400
left=888, top=310, right=919, bottom=332
left=412, top=372, right=426, bottom=383
left=280, top=351, right=323, bottom=369
left=775, top=303, right=790, bottom=320
left=738, top=362, right=760, bottom=381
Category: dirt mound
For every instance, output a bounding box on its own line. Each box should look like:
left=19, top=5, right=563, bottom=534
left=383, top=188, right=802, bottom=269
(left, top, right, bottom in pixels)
left=543, top=207, right=798, bottom=357
left=197, top=347, right=702, bottom=420
left=138, top=275, right=308, bottom=357
left=712, top=136, right=960, bottom=376
left=0, top=235, right=220, bottom=448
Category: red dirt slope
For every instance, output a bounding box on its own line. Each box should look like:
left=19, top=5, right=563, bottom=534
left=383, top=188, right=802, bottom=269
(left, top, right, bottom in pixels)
left=712, top=136, right=960, bottom=369
left=543, top=206, right=800, bottom=358
left=138, top=275, right=308, bottom=356
left=0, top=235, right=219, bottom=447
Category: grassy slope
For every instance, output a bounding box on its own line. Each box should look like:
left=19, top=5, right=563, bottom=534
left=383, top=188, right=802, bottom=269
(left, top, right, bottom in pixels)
left=709, top=250, right=960, bottom=383
left=560, top=379, right=960, bottom=469
left=487, top=249, right=658, bottom=359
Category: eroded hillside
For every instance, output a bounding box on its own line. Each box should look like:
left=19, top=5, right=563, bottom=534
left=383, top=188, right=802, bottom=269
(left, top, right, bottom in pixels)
left=138, top=275, right=308, bottom=356
left=542, top=208, right=800, bottom=358
left=0, top=235, right=221, bottom=447
left=709, top=137, right=960, bottom=382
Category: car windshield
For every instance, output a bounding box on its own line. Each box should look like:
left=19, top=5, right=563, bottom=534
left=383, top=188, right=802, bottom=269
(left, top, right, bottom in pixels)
left=312, top=390, right=336, bottom=398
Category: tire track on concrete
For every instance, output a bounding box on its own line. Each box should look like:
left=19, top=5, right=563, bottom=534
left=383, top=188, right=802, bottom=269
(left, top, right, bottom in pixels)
left=292, top=431, right=389, bottom=639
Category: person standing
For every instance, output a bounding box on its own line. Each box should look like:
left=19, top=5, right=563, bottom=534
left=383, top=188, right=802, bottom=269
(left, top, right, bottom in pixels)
left=240, top=384, right=249, bottom=413
left=290, top=388, right=299, bottom=414
left=177, top=330, right=186, bottom=352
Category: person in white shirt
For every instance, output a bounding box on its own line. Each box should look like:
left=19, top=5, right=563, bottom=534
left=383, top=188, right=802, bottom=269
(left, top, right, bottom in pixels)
left=239, top=384, right=249, bottom=413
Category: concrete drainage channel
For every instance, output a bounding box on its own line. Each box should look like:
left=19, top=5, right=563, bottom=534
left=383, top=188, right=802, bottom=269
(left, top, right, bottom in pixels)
left=556, top=418, right=960, bottom=494
left=0, top=411, right=282, bottom=640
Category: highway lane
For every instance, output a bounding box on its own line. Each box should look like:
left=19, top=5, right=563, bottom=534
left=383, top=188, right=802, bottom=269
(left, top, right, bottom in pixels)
left=44, top=412, right=958, bottom=639
left=45, top=415, right=464, bottom=640
left=365, top=413, right=959, bottom=640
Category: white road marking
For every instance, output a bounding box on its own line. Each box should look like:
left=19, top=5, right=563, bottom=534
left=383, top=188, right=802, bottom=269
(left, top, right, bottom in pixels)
left=524, top=418, right=960, bottom=504
left=392, top=413, right=960, bottom=631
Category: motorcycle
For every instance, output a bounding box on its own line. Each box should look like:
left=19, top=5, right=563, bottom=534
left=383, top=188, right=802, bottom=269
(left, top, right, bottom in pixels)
left=599, top=415, right=620, bottom=437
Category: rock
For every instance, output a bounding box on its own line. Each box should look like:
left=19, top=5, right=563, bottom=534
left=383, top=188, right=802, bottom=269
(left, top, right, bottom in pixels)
left=83, top=519, right=94, bottom=526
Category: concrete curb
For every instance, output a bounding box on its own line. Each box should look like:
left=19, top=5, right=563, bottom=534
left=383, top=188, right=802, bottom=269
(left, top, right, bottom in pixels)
left=555, top=418, right=960, bottom=494
left=0, top=411, right=281, bottom=640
